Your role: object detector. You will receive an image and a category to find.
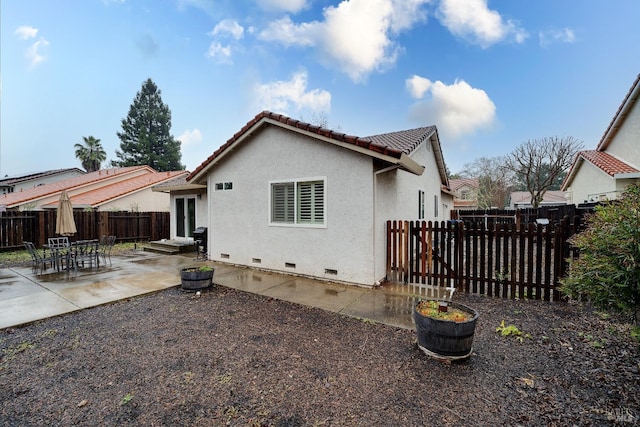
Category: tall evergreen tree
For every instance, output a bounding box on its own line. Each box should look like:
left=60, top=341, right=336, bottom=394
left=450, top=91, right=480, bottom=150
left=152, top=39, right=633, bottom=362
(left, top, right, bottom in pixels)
left=74, top=136, right=106, bottom=172
left=113, top=78, right=184, bottom=171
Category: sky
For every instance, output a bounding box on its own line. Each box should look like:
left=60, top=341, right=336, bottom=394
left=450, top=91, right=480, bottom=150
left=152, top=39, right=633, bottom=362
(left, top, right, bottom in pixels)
left=2, top=0, right=639, bottom=178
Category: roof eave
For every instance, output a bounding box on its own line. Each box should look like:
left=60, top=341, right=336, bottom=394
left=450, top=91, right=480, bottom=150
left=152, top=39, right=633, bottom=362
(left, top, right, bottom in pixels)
left=597, top=74, right=640, bottom=151
left=188, top=116, right=412, bottom=182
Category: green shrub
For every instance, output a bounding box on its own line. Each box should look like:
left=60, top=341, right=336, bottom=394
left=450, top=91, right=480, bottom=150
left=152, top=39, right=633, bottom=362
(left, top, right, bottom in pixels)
left=560, top=184, right=640, bottom=319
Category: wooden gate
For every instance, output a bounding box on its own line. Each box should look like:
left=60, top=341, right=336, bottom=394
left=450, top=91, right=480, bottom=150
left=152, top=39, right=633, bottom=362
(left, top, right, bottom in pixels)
left=386, top=219, right=577, bottom=301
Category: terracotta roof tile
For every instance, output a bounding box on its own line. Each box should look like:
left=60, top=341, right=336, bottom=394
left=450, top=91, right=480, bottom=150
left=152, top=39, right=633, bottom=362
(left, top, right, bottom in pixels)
left=188, top=111, right=438, bottom=182
left=579, top=150, right=639, bottom=176
left=449, top=178, right=479, bottom=191
left=42, top=171, right=188, bottom=208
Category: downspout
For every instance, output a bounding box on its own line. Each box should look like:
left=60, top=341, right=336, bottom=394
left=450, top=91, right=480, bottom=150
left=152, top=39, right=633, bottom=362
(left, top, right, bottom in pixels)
left=373, top=165, right=401, bottom=285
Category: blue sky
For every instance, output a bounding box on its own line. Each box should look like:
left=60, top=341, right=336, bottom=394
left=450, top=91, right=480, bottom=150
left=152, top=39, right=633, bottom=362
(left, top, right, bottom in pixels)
left=2, top=0, right=639, bottom=177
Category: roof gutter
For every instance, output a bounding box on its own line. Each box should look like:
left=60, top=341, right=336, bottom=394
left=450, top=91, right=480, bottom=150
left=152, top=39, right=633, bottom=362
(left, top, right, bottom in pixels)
left=614, top=172, right=640, bottom=179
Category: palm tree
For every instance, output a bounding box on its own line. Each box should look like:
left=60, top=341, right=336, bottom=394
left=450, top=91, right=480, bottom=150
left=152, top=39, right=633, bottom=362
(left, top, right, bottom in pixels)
left=74, top=136, right=107, bottom=172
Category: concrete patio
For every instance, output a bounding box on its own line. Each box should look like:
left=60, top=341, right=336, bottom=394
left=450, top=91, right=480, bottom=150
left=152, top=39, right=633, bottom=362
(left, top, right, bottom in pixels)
left=0, top=251, right=452, bottom=331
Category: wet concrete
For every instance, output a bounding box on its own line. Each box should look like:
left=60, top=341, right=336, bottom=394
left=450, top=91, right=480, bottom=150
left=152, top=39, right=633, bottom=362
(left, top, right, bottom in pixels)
left=0, top=251, right=453, bottom=331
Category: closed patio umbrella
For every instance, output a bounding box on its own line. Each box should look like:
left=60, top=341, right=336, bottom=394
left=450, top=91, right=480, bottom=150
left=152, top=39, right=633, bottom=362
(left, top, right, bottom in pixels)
left=56, top=190, right=77, bottom=236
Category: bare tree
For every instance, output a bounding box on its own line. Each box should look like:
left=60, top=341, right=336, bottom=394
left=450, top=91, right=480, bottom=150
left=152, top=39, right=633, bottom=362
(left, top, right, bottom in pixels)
left=460, top=156, right=515, bottom=208
left=503, top=137, right=583, bottom=208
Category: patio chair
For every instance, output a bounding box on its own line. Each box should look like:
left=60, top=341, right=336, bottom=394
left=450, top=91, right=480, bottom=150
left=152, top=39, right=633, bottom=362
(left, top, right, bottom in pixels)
left=24, top=242, right=57, bottom=274
left=97, top=235, right=116, bottom=266
left=72, top=240, right=99, bottom=270
left=47, top=237, right=72, bottom=271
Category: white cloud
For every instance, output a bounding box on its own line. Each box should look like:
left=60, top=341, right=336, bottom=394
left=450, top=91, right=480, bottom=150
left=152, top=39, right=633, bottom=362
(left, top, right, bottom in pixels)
left=15, top=26, right=49, bottom=68
left=259, top=0, right=430, bottom=82
left=252, top=70, right=331, bottom=114
left=206, top=19, right=245, bottom=63
left=178, top=129, right=203, bottom=147
left=210, top=19, right=244, bottom=40
left=25, top=38, right=50, bottom=69
left=406, top=74, right=432, bottom=99
left=256, top=0, right=309, bottom=13
left=15, top=25, right=38, bottom=40
left=436, top=0, right=528, bottom=48
left=539, top=28, right=576, bottom=47
left=206, top=42, right=232, bottom=63
left=407, top=76, right=496, bottom=139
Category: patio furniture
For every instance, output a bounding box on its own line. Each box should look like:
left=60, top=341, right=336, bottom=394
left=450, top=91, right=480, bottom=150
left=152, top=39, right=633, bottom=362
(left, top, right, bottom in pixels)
left=97, top=235, right=117, bottom=266
left=24, top=242, right=57, bottom=274
left=72, top=240, right=100, bottom=270
left=46, top=237, right=72, bottom=271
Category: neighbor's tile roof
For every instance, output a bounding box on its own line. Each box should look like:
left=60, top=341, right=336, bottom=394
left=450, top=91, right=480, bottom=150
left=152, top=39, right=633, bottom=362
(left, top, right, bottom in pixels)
left=40, top=171, right=188, bottom=208
left=511, top=191, right=566, bottom=204
left=0, top=168, right=85, bottom=186
left=449, top=178, right=479, bottom=191
left=188, top=111, right=437, bottom=182
left=579, top=150, right=639, bottom=176
left=0, top=166, right=186, bottom=209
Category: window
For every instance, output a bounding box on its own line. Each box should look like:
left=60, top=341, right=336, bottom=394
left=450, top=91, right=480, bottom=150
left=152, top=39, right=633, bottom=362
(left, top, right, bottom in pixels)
left=434, top=195, right=439, bottom=218
left=418, top=190, right=425, bottom=220
left=215, top=182, right=233, bottom=191
left=271, top=178, right=325, bottom=226
left=460, top=190, right=469, bottom=200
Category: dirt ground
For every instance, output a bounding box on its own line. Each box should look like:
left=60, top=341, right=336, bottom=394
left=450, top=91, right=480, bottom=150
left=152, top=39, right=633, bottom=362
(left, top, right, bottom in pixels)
left=1, top=285, right=639, bottom=426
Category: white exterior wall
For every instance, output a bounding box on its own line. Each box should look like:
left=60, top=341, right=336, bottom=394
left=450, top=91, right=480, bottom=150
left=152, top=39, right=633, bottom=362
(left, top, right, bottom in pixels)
left=98, top=189, right=171, bottom=212
left=566, top=162, right=615, bottom=204
left=606, top=98, right=640, bottom=169
left=372, top=138, right=449, bottom=282
left=206, top=126, right=377, bottom=286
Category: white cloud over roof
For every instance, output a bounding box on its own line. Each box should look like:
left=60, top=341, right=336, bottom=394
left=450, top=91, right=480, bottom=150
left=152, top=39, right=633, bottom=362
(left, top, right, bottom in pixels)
left=436, top=0, right=528, bottom=48
left=407, top=76, right=496, bottom=139
left=252, top=70, right=331, bottom=114
left=259, top=0, right=430, bottom=82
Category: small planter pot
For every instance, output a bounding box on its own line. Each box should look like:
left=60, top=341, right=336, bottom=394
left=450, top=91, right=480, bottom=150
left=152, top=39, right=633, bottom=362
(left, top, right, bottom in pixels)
left=180, top=267, right=214, bottom=291
left=413, top=299, right=478, bottom=361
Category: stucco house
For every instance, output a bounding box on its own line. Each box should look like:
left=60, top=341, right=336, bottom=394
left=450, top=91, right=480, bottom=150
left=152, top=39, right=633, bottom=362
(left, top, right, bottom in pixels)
left=0, top=166, right=187, bottom=212
left=183, top=111, right=453, bottom=287
left=449, top=178, right=479, bottom=210
left=0, top=168, right=85, bottom=195
left=562, top=74, right=640, bottom=204
left=509, top=190, right=567, bottom=209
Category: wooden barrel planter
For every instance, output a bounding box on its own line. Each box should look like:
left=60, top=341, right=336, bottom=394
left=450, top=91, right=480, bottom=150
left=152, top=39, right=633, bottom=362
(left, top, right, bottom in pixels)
left=413, top=300, right=478, bottom=361
left=180, top=267, right=214, bottom=291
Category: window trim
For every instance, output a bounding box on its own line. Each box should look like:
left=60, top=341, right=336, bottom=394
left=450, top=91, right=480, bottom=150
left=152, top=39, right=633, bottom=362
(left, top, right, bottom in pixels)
left=269, top=177, right=327, bottom=228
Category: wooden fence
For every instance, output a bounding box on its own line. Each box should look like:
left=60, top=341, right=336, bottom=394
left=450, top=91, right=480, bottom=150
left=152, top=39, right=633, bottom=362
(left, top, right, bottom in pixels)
left=451, top=204, right=594, bottom=228
left=386, top=218, right=579, bottom=301
left=0, top=210, right=170, bottom=251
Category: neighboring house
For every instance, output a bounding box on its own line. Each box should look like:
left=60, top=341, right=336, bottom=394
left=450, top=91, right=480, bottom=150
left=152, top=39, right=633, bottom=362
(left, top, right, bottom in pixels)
left=0, top=166, right=187, bottom=212
left=509, top=190, right=567, bottom=209
left=184, top=111, right=453, bottom=287
left=562, top=74, right=640, bottom=204
left=0, top=168, right=85, bottom=195
left=152, top=175, right=207, bottom=239
left=449, top=178, right=479, bottom=210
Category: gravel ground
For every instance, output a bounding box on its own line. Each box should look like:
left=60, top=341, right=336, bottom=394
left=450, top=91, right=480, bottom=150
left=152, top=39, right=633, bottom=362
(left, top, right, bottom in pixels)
left=1, top=285, right=639, bottom=426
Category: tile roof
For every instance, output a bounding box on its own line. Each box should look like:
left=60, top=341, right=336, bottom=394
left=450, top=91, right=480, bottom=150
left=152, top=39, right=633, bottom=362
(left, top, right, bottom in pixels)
left=578, top=150, right=639, bottom=176
left=511, top=191, right=566, bottom=204
left=41, top=171, right=188, bottom=208
left=0, top=166, right=185, bottom=209
left=449, top=178, right=479, bottom=191
left=188, top=111, right=439, bottom=182
left=364, top=126, right=437, bottom=154
left=0, top=168, right=85, bottom=185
